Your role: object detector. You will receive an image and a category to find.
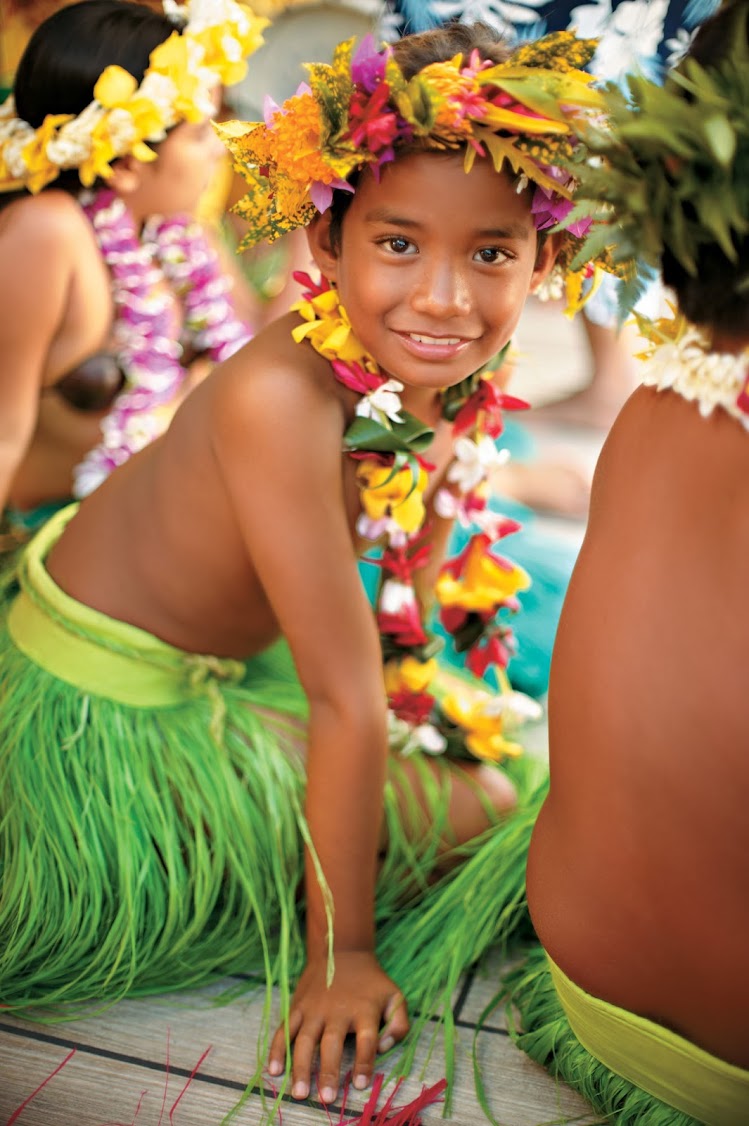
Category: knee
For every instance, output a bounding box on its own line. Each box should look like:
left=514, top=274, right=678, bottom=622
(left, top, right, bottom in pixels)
left=447, top=762, right=517, bottom=847
left=474, top=763, right=517, bottom=819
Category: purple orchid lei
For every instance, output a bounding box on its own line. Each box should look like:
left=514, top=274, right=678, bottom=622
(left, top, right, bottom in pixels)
left=73, top=188, right=251, bottom=498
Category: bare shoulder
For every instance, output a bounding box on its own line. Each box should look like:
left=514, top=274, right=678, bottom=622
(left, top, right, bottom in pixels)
left=209, top=312, right=347, bottom=440
left=0, top=190, right=93, bottom=253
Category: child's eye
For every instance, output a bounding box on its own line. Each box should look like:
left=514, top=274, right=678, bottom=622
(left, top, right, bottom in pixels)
left=474, top=247, right=509, bottom=264
left=381, top=236, right=417, bottom=255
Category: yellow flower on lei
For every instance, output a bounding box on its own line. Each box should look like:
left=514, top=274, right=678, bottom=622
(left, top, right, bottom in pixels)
left=436, top=537, right=530, bottom=614
left=441, top=690, right=523, bottom=763
left=357, top=459, right=429, bottom=535
left=384, top=656, right=438, bottom=696
left=291, top=287, right=377, bottom=369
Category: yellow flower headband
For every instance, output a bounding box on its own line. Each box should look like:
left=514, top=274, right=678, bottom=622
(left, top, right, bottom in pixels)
left=0, top=0, right=268, bottom=194
left=218, top=30, right=609, bottom=286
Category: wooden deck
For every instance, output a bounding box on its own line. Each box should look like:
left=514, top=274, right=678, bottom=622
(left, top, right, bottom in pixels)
left=0, top=947, right=602, bottom=1125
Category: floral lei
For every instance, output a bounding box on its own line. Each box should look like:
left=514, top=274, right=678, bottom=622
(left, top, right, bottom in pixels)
left=635, top=309, right=749, bottom=429
left=73, top=188, right=251, bottom=498
left=292, top=272, right=541, bottom=765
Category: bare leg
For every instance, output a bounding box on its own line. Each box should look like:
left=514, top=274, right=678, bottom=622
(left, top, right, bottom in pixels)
left=385, top=755, right=517, bottom=860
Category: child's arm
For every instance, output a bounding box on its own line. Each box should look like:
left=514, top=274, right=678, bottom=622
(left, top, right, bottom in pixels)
left=212, top=346, right=409, bottom=1100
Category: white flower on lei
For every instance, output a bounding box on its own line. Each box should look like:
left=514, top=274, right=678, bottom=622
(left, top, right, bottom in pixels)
left=387, top=712, right=447, bottom=757
left=433, top=488, right=517, bottom=541
left=379, top=578, right=419, bottom=615
left=355, top=378, right=404, bottom=425
left=446, top=434, right=509, bottom=493
left=569, top=0, right=668, bottom=82
left=483, top=690, right=543, bottom=732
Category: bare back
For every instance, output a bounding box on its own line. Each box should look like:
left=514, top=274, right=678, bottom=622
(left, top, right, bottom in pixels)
left=528, top=384, right=749, bottom=1068
left=0, top=192, right=116, bottom=509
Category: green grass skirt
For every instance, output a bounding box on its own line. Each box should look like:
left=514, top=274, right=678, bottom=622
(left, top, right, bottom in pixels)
left=504, top=946, right=703, bottom=1125
left=0, top=516, right=548, bottom=1109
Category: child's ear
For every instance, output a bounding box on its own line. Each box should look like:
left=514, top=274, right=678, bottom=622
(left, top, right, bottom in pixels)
left=107, top=155, right=145, bottom=198
left=306, top=212, right=338, bottom=284
left=529, top=231, right=563, bottom=293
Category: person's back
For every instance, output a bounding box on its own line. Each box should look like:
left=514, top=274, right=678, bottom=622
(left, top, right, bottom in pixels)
left=0, top=0, right=257, bottom=539
left=529, top=378, right=749, bottom=1066
left=513, top=5, right=749, bottom=1122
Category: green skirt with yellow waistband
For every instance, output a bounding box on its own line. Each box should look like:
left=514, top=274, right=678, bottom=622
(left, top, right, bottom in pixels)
left=0, top=506, right=547, bottom=1094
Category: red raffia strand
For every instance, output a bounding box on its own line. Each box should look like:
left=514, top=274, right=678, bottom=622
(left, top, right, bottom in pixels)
left=340, top=1075, right=448, bottom=1125
left=169, top=1045, right=212, bottom=1124
left=7, top=1047, right=77, bottom=1124
left=157, top=1027, right=171, bottom=1126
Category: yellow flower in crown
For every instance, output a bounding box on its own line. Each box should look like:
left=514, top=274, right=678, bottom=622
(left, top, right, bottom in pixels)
left=0, top=0, right=266, bottom=194
left=77, top=66, right=169, bottom=186
left=384, top=656, right=438, bottom=696
left=357, top=459, right=429, bottom=535
left=21, top=113, right=74, bottom=193
left=147, top=33, right=210, bottom=123
left=190, top=6, right=269, bottom=86
left=414, top=57, right=481, bottom=141
left=436, top=534, right=530, bottom=614
left=441, top=690, right=523, bottom=763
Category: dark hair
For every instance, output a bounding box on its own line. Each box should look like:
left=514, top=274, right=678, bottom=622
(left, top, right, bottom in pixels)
left=328, top=21, right=513, bottom=251
left=5, top=0, right=177, bottom=201
left=661, top=0, right=749, bottom=334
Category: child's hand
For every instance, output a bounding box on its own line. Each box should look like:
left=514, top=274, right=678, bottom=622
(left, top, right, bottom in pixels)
left=268, top=950, right=409, bottom=1104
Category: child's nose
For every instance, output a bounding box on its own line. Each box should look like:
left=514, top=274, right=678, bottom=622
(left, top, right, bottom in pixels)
left=410, top=257, right=471, bottom=319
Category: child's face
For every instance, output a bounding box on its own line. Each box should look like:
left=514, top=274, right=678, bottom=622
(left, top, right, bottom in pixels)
left=311, top=150, right=557, bottom=392
left=114, top=88, right=226, bottom=222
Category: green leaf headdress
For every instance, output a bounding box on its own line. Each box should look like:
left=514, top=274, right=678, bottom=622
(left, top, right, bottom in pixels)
left=567, top=1, right=749, bottom=316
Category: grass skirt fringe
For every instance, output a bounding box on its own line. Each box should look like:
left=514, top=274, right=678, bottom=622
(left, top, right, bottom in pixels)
left=503, top=946, right=701, bottom=1126
left=0, top=524, right=548, bottom=1114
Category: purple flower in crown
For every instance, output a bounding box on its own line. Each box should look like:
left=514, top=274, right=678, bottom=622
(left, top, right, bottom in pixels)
left=530, top=165, right=592, bottom=238
left=351, top=35, right=389, bottom=93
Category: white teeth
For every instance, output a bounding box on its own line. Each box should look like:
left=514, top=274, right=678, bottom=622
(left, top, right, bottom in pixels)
left=409, top=334, right=461, bottom=345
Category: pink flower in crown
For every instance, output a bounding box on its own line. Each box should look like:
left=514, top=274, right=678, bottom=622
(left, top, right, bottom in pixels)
left=530, top=164, right=593, bottom=237
left=348, top=84, right=400, bottom=161
left=351, top=34, right=389, bottom=93
left=488, top=89, right=543, bottom=122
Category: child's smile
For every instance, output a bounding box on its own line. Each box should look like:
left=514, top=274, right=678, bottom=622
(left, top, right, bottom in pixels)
left=320, top=149, right=557, bottom=408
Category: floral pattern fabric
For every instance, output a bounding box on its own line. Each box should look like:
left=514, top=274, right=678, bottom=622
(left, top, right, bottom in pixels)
left=380, top=1, right=720, bottom=82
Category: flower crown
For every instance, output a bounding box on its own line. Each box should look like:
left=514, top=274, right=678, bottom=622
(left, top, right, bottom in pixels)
left=0, top=0, right=268, bottom=194
left=564, top=3, right=749, bottom=314
left=217, top=29, right=614, bottom=295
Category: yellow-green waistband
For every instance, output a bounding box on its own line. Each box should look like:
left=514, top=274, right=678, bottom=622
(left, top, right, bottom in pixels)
left=548, top=954, right=749, bottom=1126
left=7, top=505, right=246, bottom=708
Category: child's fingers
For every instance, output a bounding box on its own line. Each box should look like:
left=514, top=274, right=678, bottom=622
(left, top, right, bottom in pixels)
left=317, top=1022, right=350, bottom=1102
left=267, top=1008, right=302, bottom=1077
left=352, top=1022, right=379, bottom=1090
left=291, top=1020, right=323, bottom=1099
left=377, top=990, right=409, bottom=1054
